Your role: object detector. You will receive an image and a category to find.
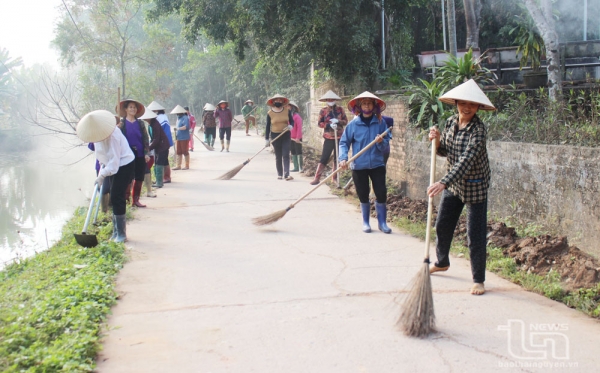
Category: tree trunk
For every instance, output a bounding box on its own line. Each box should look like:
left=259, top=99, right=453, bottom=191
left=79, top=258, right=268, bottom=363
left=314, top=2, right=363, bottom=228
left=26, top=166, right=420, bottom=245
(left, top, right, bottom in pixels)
left=447, top=0, right=458, bottom=57
left=523, top=0, right=562, bottom=101
left=463, top=0, right=482, bottom=49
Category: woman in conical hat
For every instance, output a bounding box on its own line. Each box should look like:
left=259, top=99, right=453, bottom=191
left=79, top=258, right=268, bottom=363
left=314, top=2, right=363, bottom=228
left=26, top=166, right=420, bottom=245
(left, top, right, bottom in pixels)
left=265, top=94, right=295, bottom=180
left=202, top=103, right=217, bottom=146
left=147, top=101, right=173, bottom=184
left=171, top=105, right=191, bottom=170
left=339, top=91, right=392, bottom=234
left=214, top=100, right=233, bottom=152
left=427, top=79, right=495, bottom=296
left=77, top=110, right=135, bottom=243
left=310, top=90, right=348, bottom=185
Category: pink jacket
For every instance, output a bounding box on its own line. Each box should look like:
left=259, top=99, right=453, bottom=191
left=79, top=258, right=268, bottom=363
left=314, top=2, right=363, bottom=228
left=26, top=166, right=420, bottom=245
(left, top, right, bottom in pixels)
left=291, top=113, right=303, bottom=140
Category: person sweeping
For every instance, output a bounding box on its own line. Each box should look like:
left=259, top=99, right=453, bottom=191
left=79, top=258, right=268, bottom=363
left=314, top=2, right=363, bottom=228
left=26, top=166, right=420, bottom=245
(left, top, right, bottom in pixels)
left=265, top=94, right=294, bottom=180
left=77, top=110, right=135, bottom=242
left=339, top=91, right=391, bottom=234
left=427, top=79, right=495, bottom=296
left=289, top=101, right=303, bottom=173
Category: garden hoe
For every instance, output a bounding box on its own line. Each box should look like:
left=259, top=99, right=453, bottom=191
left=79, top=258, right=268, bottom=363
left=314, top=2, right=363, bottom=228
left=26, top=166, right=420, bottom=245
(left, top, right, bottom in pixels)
left=74, top=184, right=100, bottom=248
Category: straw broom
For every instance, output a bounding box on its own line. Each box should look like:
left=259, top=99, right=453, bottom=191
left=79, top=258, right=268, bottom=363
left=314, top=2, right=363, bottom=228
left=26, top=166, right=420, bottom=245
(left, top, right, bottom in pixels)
left=397, top=138, right=437, bottom=337
left=216, top=128, right=290, bottom=180
left=253, top=127, right=391, bottom=226
left=194, top=133, right=214, bottom=151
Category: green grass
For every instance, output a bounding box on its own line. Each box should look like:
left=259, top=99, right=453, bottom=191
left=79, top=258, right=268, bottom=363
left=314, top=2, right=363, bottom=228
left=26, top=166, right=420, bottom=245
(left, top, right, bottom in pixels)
left=0, top=208, right=126, bottom=372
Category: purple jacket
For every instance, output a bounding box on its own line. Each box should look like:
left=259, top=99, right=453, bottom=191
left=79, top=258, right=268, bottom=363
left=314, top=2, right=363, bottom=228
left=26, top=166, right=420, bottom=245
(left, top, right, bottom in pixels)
left=214, top=108, right=233, bottom=128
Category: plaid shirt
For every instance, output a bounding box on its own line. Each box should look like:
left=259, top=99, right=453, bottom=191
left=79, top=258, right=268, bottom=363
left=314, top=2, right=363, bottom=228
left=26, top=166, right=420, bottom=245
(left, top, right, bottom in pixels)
left=318, top=105, right=348, bottom=139
left=438, top=114, right=490, bottom=204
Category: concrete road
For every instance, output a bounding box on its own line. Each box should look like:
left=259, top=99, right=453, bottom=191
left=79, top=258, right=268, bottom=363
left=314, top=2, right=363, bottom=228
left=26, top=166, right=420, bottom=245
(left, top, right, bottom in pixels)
left=97, top=130, right=600, bottom=372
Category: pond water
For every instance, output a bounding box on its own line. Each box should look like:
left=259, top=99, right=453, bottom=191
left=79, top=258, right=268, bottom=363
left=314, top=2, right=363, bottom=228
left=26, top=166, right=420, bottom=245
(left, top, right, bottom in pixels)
left=0, top=142, right=96, bottom=267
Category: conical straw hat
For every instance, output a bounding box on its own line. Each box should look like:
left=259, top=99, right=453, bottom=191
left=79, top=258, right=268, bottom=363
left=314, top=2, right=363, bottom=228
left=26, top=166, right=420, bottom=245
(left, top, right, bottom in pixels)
left=203, top=103, right=216, bottom=111
left=139, top=110, right=158, bottom=121
left=266, top=94, right=289, bottom=106
left=170, top=105, right=187, bottom=114
left=115, top=99, right=145, bottom=118
left=347, top=91, right=386, bottom=114
left=147, top=101, right=165, bottom=111
left=288, top=101, right=299, bottom=111
left=76, top=110, right=117, bottom=143
left=319, top=90, right=341, bottom=102
left=438, top=79, right=496, bottom=111
left=217, top=100, right=229, bottom=107
left=244, top=99, right=254, bottom=104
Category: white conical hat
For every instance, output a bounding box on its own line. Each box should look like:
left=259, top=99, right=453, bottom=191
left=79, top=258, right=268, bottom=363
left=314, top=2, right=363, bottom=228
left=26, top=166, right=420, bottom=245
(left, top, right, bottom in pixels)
left=288, top=100, right=299, bottom=111
left=170, top=105, right=187, bottom=114
left=438, top=79, right=496, bottom=111
left=76, top=110, right=117, bottom=143
left=347, top=91, right=386, bottom=114
left=147, top=101, right=165, bottom=111
left=319, top=90, right=341, bottom=102
left=139, top=110, right=158, bottom=121
left=203, top=103, right=216, bottom=111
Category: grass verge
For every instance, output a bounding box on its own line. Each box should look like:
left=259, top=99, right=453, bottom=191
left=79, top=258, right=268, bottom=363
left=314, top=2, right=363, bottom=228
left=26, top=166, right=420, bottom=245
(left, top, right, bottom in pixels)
left=0, top=208, right=126, bottom=372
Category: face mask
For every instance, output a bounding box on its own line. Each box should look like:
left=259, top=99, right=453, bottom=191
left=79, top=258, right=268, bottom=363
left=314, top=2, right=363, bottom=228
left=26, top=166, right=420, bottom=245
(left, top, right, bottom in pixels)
left=362, top=109, right=373, bottom=115
left=327, top=101, right=336, bottom=107
left=274, top=102, right=283, bottom=108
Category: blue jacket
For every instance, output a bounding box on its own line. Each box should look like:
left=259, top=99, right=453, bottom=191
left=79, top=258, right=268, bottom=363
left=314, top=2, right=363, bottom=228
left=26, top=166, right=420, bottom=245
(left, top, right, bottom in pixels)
left=339, top=115, right=390, bottom=170
left=157, top=114, right=174, bottom=147
left=175, top=114, right=190, bottom=141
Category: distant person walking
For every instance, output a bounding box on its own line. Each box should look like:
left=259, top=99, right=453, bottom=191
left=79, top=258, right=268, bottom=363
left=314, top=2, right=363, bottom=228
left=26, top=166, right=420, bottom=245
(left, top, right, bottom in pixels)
left=288, top=100, right=303, bottom=173
left=171, top=105, right=190, bottom=170
left=241, top=99, right=256, bottom=136
left=202, top=103, right=217, bottom=147
left=310, top=90, right=348, bottom=185
left=214, top=100, right=233, bottom=152
left=186, top=106, right=196, bottom=151
left=427, top=79, right=495, bottom=296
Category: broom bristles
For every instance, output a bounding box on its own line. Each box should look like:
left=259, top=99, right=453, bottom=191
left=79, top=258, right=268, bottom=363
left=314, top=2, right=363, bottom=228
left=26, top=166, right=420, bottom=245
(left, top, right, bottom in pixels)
left=252, top=208, right=289, bottom=226
left=202, top=142, right=214, bottom=151
left=397, top=262, right=436, bottom=338
left=216, top=163, right=245, bottom=180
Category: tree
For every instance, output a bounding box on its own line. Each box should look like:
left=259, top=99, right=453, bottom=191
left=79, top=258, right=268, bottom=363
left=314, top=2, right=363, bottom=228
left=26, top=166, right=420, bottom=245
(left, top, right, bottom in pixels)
left=522, top=0, right=562, bottom=101
left=463, top=0, right=482, bottom=49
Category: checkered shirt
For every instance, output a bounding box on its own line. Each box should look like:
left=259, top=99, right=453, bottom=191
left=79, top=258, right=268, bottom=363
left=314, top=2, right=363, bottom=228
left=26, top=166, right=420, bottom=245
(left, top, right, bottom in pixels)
left=437, top=114, right=490, bottom=204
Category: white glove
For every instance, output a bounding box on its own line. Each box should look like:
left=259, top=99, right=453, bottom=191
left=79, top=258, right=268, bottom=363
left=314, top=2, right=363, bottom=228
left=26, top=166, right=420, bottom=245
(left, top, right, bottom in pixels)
left=330, top=123, right=338, bottom=130
left=287, top=124, right=293, bottom=131
left=95, top=175, right=105, bottom=187
left=265, top=139, right=270, bottom=147
left=330, top=118, right=339, bottom=125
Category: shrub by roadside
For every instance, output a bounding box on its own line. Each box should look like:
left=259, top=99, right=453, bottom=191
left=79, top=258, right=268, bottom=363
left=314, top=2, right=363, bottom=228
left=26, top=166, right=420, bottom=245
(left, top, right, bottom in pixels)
left=0, top=208, right=125, bottom=372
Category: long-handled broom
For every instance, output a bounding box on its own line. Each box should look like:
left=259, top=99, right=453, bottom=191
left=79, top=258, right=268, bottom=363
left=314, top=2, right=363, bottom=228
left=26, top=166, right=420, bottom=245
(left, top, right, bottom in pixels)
left=397, top=138, right=437, bottom=337
left=194, top=132, right=214, bottom=151
left=253, top=127, right=391, bottom=226
left=216, top=128, right=290, bottom=180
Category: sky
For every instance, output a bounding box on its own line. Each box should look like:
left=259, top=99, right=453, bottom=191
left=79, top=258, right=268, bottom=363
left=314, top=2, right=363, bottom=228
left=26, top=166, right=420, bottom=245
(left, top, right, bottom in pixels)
left=0, top=0, right=63, bottom=67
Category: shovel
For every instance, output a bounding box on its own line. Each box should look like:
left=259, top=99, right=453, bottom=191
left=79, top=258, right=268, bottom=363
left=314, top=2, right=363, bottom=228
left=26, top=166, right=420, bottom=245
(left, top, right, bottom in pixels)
left=74, top=184, right=100, bottom=247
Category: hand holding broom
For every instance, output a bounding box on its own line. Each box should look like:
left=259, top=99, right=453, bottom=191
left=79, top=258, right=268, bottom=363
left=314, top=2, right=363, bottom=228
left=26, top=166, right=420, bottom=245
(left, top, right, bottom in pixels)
left=252, top=127, right=391, bottom=226
left=216, top=128, right=290, bottom=180
left=397, top=129, right=437, bottom=337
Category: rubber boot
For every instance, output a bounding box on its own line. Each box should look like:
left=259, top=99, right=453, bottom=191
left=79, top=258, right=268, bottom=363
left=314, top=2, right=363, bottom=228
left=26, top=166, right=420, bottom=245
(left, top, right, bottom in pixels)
left=291, top=155, right=299, bottom=172
left=173, top=155, right=182, bottom=170
left=220, top=139, right=225, bottom=152
left=299, top=155, right=304, bottom=173
left=132, top=180, right=146, bottom=207
left=163, top=165, right=171, bottom=183
left=110, top=214, right=118, bottom=240
left=226, top=140, right=230, bottom=152
left=144, top=174, right=156, bottom=197
left=375, top=202, right=392, bottom=234
left=183, top=155, right=190, bottom=170
left=153, top=165, right=164, bottom=188
left=310, top=163, right=325, bottom=185
left=114, top=214, right=127, bottom=243
left=101, top=193, right=110, bottom=213
left=361, top=203, right=372, bottom=233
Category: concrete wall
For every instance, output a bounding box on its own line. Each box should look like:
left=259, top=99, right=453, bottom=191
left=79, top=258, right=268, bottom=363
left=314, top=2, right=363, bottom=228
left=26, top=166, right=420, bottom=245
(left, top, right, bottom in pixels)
left=305, top=94, right=600, bottom=257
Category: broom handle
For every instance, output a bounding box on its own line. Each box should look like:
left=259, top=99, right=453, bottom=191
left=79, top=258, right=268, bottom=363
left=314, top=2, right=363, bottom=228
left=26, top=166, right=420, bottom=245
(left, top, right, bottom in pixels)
left=289, top=127, right=391, bottom=208
left=425, top=135, right=437, bottom=260
left=334, top=128, right=339, bottom=187
left=247, top=128, right=290, bottom=162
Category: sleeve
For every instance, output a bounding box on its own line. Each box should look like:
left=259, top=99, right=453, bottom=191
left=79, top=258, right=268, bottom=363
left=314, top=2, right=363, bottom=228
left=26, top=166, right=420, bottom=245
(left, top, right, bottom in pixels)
left=440, top=128, right=486, bottom=187
left=288, top=110, right=294, bottom=126
left=182, top=116, right=190, bottom=130
left=148, top=122, right=160, bottom=151
left=293, top=115, right=303, bottom=139
left=337, top=108, right=348, bottom=126
left=375, top=122, right=391, bottom=152
left=339, top=122, right=352, bottom=161
left=437, top=118, right=452, bottom=158
left=214, top=110, right=220, bottom=119
left=317, top=109, right=329, bottom=129
left=265, top=113, right=271, bottom=140
left=140, top=120, right=150, bottom=156
left=98, top=134, right=120, bottom=177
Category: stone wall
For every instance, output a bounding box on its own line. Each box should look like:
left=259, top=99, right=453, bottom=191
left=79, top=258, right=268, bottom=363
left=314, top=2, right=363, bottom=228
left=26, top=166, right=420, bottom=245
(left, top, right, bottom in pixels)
left=304, top=94, right=600, bottom=257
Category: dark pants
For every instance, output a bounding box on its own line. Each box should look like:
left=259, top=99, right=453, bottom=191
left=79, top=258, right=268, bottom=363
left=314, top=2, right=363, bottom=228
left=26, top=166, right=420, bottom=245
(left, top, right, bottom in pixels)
left=291, top=139, right=303, bottom=156
left=205, top=127, right=216, bottom=138
left=435, top=190, right=488, bottom=283
left=271, top=131, right=291, bottom=177
left=219, top=127, right=232, bottom=141
left=111, top=160, right=135, bottom=215
left=156, top=149, right=170, bottom=166
left=319, top=138, right=337, bottom=167
left=133, top=156, right=146, bottom=181
left=353, top=166, right=387, bottom=204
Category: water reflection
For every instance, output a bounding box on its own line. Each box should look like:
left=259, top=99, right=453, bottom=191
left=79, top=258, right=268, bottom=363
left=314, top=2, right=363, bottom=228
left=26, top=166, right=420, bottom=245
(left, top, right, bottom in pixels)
left=0, top=147, right=95, bottom=266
